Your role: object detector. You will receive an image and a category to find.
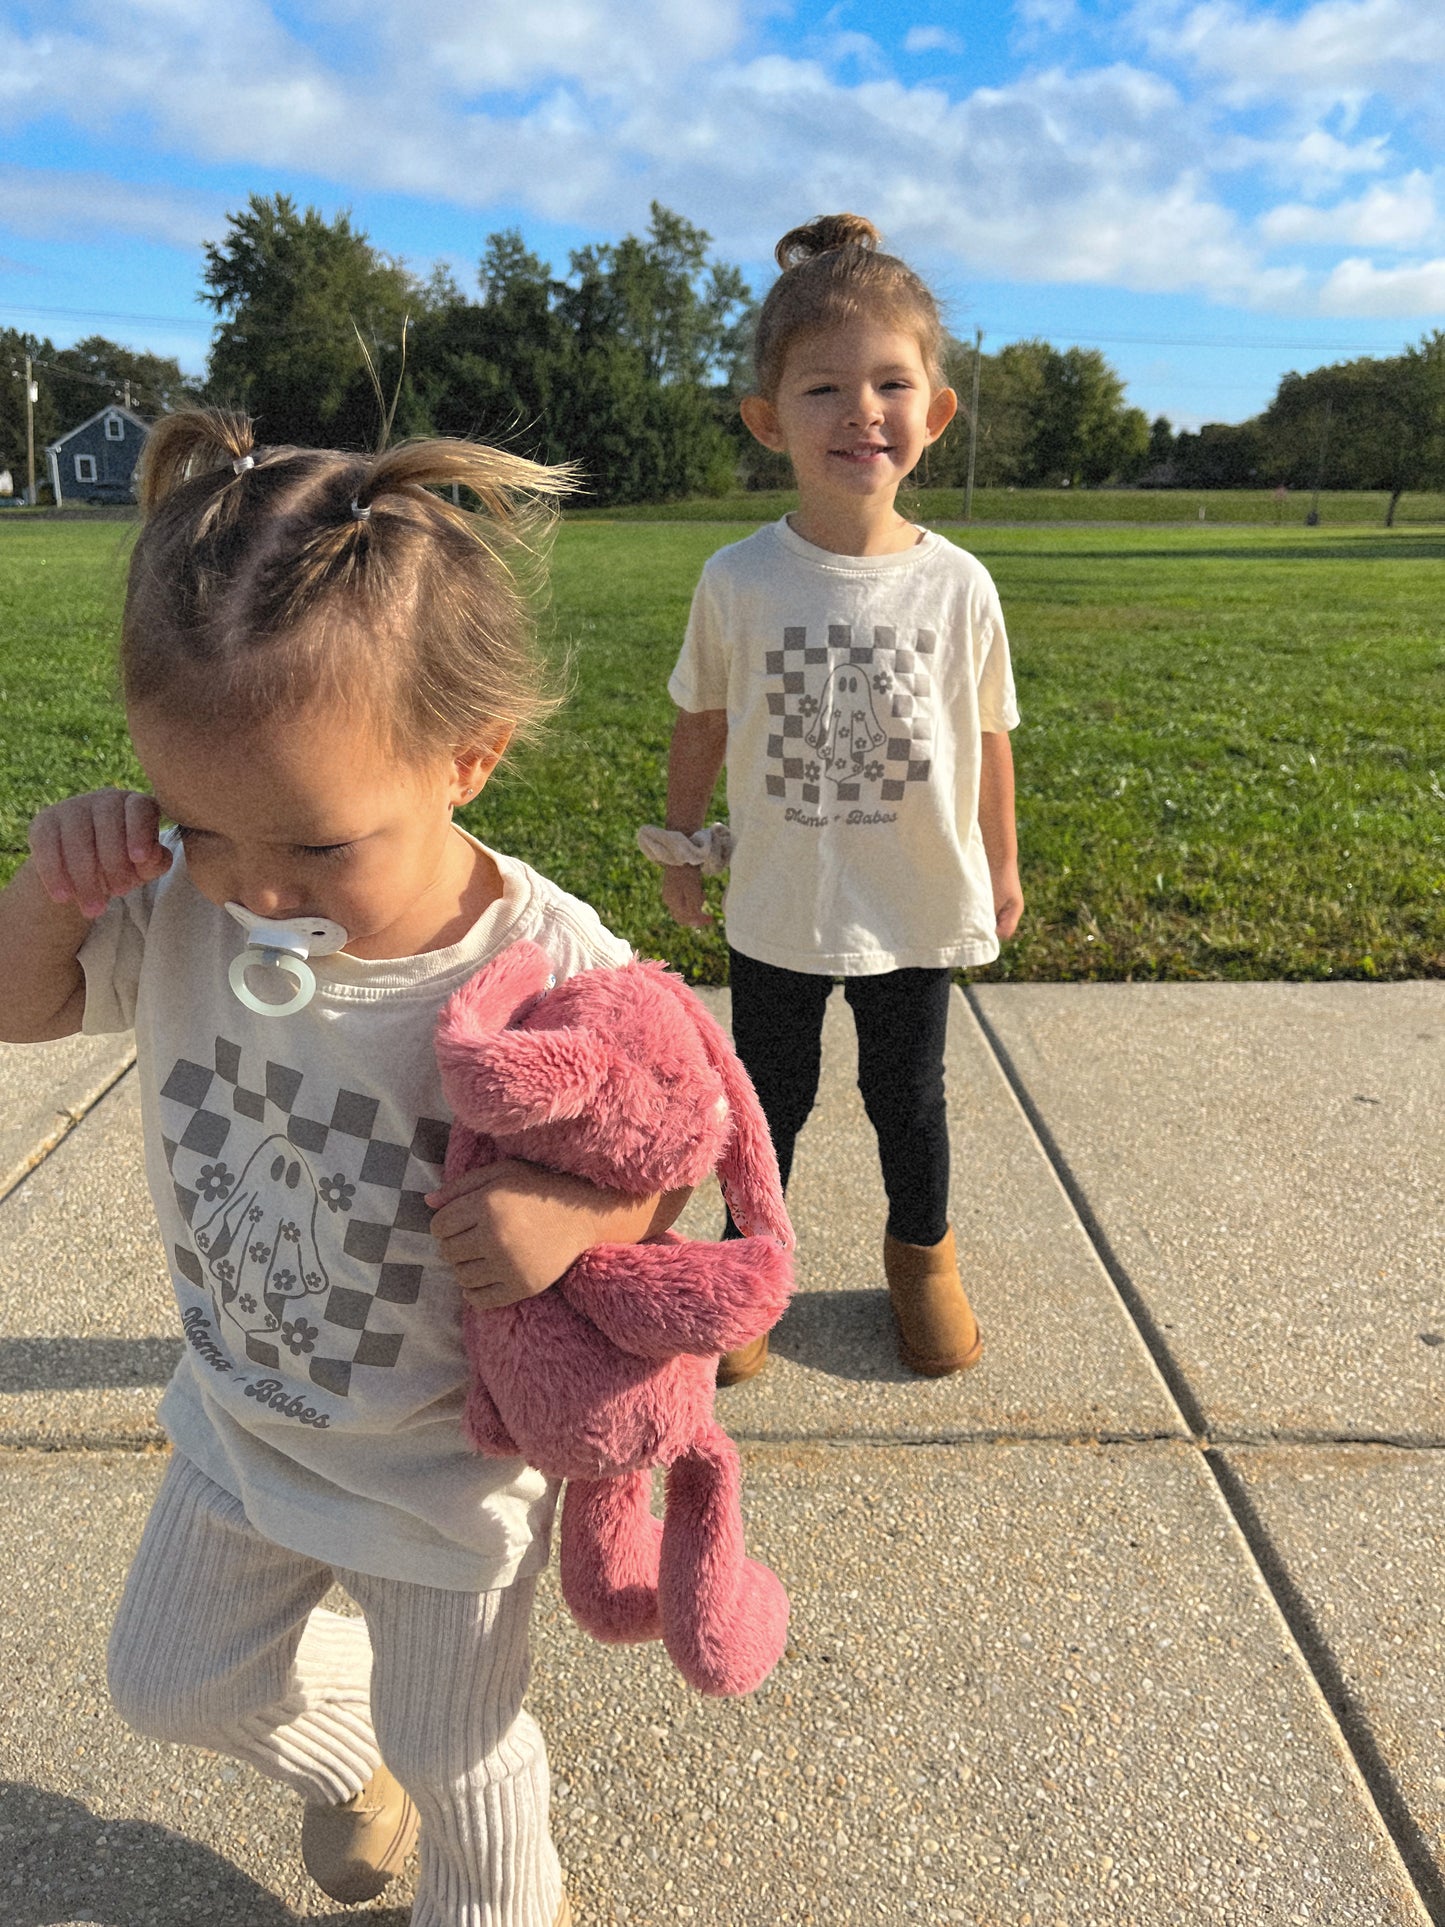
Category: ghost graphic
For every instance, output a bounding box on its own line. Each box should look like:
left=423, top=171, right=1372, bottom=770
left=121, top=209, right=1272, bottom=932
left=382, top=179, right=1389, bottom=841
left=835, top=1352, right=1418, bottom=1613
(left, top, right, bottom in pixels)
left=191, top=1134, right=331, bottom=1354
left=805, top=663, right=888, bottom=779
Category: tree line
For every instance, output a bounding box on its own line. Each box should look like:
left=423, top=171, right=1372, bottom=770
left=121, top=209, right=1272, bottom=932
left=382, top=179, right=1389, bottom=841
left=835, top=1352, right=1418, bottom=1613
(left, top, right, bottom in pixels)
left=5, top=193, right=1443, bottom=515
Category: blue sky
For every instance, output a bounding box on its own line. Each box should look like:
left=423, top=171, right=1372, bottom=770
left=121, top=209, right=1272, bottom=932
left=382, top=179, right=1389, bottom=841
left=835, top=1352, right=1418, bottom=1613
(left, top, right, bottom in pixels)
left=3, top=0, right=1443, bottom=427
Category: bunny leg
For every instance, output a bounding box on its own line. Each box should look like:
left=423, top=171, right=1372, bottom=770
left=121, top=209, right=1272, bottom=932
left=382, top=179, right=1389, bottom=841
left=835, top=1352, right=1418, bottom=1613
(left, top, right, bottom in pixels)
left=658, top=1423, right=789, bottom=1697
left=560, top=1472, right=663, bottom=1645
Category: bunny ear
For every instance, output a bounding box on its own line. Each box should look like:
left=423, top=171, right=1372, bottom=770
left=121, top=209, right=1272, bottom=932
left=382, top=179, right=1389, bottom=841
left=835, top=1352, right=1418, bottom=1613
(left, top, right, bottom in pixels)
left=437, top=940, right=555, bottom=1051
left=651, top=970, right=794, bottom=1251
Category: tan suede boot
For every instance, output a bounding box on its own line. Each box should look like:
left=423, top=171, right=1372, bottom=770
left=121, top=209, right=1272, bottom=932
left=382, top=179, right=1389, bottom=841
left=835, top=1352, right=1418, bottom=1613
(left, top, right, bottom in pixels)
left=716, top=1331, right=768, bottom=1386
left=301, top=1762, right=418, bottom=1903
left=884, top=1227, right=983, bottom=1376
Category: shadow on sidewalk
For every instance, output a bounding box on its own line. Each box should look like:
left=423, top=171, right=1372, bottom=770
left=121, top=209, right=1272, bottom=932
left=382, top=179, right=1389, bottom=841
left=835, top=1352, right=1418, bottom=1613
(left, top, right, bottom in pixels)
left=0, top=1337, right=181, bottom=1394
left=768, top=1289, right=924, bottom=1382
left=0, top=1782, right=409, bottom=1927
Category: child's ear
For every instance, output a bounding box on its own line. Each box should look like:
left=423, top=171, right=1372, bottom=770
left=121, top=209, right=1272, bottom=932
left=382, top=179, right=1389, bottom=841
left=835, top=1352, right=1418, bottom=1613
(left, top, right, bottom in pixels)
left=925, top=386, right=959, bottom=444
left=451, top=726, right=514, bottom=806
left=739, top=394, right=786, bottom=453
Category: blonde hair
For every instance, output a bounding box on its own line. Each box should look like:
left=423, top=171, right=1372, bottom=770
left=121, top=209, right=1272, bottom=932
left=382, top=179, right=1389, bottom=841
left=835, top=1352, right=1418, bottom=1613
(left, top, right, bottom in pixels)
left=751, top=213, right=946, bottom=398
left=123, top=408, right=576, bottom=761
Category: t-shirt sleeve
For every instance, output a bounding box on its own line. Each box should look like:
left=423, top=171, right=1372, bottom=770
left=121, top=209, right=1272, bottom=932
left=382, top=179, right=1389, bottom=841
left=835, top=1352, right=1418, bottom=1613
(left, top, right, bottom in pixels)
left=975, top=575, right=1020, bottom=733
left=667, top=565, right=731, bottom=714
left=77, top=886, right=152, bottom=1034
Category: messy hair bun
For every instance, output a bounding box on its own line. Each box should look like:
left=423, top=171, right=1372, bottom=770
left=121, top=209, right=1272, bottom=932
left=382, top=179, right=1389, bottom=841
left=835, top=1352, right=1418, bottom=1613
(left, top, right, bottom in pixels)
left=774, top=213, right=881, bottom=271
left=752, top=212, right=945, bottom=399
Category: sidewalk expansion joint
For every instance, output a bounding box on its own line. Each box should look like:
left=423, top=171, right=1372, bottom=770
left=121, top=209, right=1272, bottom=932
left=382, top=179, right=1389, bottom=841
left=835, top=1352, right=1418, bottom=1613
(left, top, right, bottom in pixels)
left=0, top=1049, right=137, bottom=1206
left=962, top=986, right=1206, bottom=1437
left=966, top=985, right=1445, bottom=1923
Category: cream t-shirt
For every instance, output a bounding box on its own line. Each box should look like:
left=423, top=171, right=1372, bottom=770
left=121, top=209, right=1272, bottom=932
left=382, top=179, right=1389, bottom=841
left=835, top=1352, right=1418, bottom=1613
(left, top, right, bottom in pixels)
left=80, top=836, right=630, bottom=1591
left=668, top=518, right=1019, bottom=974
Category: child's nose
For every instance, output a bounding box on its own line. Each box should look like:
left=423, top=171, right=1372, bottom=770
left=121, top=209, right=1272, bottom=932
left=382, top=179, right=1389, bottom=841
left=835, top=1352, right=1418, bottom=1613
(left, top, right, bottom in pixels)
left=235, top=875, right=310, bottom=920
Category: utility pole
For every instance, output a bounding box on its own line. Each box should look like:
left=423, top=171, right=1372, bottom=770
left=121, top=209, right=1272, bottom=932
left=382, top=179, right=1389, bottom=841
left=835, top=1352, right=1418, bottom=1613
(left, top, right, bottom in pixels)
left=964, top=327, right=983, bottom=522
left=24, top=355, right=37, bottom=506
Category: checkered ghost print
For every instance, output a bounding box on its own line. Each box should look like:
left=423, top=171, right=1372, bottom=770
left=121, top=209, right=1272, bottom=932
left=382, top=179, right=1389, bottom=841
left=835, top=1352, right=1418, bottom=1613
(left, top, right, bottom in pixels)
left=158, top=1036, right=450, bottom=1398
left=764, top=622, right=934, bottom=807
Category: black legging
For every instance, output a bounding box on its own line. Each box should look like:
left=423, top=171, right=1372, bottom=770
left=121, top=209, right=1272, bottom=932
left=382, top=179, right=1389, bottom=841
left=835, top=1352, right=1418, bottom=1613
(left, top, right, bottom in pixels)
left=724, top=946, right=952, bottom=1248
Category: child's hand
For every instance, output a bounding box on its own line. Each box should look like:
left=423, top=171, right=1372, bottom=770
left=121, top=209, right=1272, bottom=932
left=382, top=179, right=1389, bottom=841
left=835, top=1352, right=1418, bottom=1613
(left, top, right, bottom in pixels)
left=426, top=1160, right=664, bottom=1310
left=660, top=863, right=714, bottom=930
left=28, top=790, right=171, bottom=919
left=993, top=863, right=1025, bottom=941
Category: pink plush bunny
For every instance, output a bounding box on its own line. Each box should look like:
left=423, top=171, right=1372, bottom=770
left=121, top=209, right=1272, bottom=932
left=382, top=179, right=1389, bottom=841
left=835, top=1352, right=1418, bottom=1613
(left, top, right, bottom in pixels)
left=435, top=939, right=794, bottom=1697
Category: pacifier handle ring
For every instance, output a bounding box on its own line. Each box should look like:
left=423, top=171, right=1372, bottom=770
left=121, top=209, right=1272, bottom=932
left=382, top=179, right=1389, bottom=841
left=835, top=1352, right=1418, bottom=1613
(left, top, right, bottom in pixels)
left=228, top=948, right=316, bottom=1018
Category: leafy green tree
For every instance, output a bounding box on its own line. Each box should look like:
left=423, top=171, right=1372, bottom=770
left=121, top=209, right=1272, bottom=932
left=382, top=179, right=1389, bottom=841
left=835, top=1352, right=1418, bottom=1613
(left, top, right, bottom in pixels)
left=934, top=338, right=1146, bottom=488
left=47, top=336, right=202, bottom=430
left=1172, top=420, right=1266, bottom=488
left=202, top=194, right=422, bottom=446
left=412, top=206, right=747, bottom=504
left=1146, top=416, right=1175, bottom=468
left=1260, top=336, right=1445, bottom=524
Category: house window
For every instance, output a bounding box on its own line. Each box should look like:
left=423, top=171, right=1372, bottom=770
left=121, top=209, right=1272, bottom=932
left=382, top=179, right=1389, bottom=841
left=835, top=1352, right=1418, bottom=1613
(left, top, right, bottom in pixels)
left=74, top=454, right=97, bottom=482
left=105, top=414, right=125, bottom=441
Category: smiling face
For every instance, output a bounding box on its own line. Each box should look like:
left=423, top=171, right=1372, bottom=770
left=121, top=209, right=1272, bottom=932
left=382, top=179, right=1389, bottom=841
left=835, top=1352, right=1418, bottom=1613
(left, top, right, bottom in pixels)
left=128, top=697, right=508, bottom=961
left=740, top=319, right=957, bottom=540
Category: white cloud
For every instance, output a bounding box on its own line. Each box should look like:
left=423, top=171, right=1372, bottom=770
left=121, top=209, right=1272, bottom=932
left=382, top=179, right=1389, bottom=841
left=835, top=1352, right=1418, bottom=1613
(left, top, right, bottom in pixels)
left=1140, top=0, right=1445, bottom=109
left=1286, top=127, right=1392, bottom=185
left=1317, top=254, right=1445, bottom=315
left=0, top=0, right=1440, bottom=327
left=1016, top=0, right=1081, bottom=32
left=1258, top=172, right=1438, bottom=249
left=0, top=168, right=221, bottom=249
left=904, top=26, right=964, bottom=55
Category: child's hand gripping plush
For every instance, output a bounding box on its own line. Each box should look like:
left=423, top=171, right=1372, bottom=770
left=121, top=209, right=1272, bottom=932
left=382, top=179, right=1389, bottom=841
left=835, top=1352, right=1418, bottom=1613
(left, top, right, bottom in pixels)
left=435, top=941, right=794, bottom=1697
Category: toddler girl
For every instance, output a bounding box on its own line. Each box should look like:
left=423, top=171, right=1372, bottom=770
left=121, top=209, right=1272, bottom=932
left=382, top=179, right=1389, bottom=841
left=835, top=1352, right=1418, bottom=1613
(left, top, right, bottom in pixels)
left=0, top=410, right=673, bottom=1925
left=653, top=214, right=1022, bottom=1385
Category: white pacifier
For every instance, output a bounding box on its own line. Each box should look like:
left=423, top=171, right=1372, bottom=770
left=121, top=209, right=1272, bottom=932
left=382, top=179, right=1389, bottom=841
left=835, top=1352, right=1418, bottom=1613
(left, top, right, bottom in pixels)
left=225, top=903, right=350, bottom=1017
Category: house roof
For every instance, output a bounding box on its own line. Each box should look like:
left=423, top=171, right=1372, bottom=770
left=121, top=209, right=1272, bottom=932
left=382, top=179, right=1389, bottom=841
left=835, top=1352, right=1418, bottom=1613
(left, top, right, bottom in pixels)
left=45, top=405, right=152, bottom=454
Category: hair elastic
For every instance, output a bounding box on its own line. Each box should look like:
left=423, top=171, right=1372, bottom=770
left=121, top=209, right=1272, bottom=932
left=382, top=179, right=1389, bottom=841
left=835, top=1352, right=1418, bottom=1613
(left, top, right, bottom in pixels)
left=232, top=454, right=255, bottom=475
left=350, top=498, right=371, bottom=522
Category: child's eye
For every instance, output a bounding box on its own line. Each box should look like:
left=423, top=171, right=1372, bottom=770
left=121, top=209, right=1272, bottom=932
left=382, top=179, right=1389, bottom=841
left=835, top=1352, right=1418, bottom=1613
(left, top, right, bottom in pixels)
left=296, top=842, right=356, bottom=862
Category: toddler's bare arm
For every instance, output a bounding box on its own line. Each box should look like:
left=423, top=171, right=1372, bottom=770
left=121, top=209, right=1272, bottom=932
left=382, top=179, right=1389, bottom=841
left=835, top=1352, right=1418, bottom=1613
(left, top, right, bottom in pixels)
left=0, top=790, right=170, bottom=1042
left=426, top=1162, right=686, bottom=1309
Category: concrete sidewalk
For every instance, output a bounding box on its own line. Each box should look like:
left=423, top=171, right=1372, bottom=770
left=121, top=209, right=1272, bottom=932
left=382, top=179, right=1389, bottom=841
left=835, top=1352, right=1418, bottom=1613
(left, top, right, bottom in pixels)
left=1, top=983, right=1442, bottom=1926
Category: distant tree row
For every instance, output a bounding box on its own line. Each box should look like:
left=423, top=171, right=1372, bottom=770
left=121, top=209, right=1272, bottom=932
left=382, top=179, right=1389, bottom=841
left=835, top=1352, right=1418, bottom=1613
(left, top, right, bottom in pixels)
left=6, top=193, right=1444, bottom=516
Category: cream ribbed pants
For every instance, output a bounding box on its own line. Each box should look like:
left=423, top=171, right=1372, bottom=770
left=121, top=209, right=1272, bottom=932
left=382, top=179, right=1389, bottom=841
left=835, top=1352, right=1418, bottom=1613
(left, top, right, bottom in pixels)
left=106, top=1451, right=562, bottom=1927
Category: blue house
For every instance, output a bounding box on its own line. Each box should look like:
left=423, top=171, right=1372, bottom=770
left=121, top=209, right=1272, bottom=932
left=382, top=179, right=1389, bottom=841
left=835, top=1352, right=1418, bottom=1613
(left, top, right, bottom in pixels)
left=45, top=405, right=150, bottom=506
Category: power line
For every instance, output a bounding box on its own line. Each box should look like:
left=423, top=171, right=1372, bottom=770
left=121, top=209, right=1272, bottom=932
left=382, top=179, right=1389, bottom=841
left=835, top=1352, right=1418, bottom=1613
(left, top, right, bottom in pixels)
left=966, top=326, right=1415, bottom=354
left=4, top=300, right=1417, bottom=360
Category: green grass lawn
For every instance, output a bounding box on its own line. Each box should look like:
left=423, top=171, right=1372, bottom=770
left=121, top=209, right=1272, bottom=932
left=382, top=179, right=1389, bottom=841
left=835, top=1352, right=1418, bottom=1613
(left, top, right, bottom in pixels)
left=2, top=516, right=1441, bottom=982
left=572, top=483, right=1445, bottom=528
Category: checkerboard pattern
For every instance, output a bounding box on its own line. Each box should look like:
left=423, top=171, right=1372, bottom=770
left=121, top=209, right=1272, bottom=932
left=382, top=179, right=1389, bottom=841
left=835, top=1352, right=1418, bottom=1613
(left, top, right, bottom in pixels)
left=158, top=1036, right=450, bottom=1398
left=763, top=622, right=935, bottom=806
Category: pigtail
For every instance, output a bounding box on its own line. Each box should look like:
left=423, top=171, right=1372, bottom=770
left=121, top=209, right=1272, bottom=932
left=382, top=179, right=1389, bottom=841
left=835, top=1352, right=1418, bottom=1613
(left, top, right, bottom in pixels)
left=135, top=408, right=257, bottom=514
